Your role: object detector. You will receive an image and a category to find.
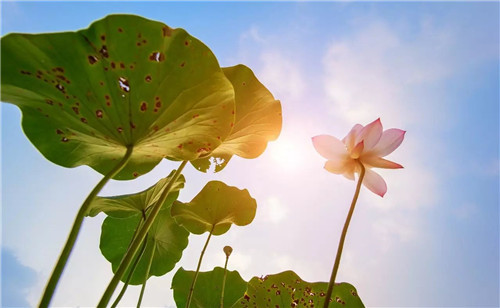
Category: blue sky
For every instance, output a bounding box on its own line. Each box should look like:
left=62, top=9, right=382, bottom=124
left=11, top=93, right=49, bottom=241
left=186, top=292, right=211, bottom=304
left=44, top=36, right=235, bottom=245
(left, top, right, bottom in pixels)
left=1, top=1, right=498, bottom=307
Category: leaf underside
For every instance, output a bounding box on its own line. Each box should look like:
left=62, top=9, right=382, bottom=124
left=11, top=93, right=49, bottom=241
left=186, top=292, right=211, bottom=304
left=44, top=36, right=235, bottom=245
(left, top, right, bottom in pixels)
left=172, top=267, right=247, bottom=308
left=171, top=180, right=257, bottom=236
left=192, top=64, right=282, bottom=173
left=233, top=271, right=365, bottom=308
left=1, top=14, right=235, bottom=179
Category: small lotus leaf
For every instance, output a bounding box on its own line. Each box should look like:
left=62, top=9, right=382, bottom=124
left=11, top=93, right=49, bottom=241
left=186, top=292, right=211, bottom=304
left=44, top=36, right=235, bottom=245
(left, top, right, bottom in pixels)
left=191, top=64, right=282, bottom=172
left=1, top=14, right=235, bottom=179
left=171, top=181, right=256, bottom=235
left=171, top=267, right=247, bottom=308
left=100, top=206, right=189, bottom=285
left=233, top=271, right=364, bottom=308
left=86, top=169, right=185, bottom=218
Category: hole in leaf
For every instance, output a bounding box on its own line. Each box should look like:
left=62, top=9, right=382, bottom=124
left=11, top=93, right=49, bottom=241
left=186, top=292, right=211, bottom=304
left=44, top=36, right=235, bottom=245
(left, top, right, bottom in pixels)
left=88, top=55, right=98, bottom=64
left=55, top=84, right=65, bottom=92
left=149, top=51, right=165, bottom=62
left=61, top=137, right=69, bottom=142
left=118, top=77, right=130, bottom=92
left=99, top=45, right=109, bottom=58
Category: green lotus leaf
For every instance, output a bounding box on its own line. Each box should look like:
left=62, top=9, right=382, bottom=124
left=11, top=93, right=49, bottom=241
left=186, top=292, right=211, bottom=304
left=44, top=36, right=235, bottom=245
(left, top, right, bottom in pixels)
left=86, top=169, right=185, bottom=218
left=100, top=206, right=189, bottom=285
left=191, top=64, right=282, bottom=172
left=233, top=271, right=364, bottom=308
left=172, top=267, right=247, bottom=308
left=1, top=14, right=235, bottom=180
left=171, top=181, right=257, bottom=235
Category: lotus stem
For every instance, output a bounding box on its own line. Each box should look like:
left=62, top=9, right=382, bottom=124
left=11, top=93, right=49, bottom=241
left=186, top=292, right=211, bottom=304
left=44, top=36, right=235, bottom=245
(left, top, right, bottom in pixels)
left=98, top=160, right=188, bottom=307
left=39, top=145, right=134, bottom=308
left=220, top=246, right=232, bottom=308
left=111, top=229, right=148, bottom=308
left=137, top=239, right=155, bottom=308
left=186, top=225, right=215, bottom=308
left=323, top=161, right=365, bottom=308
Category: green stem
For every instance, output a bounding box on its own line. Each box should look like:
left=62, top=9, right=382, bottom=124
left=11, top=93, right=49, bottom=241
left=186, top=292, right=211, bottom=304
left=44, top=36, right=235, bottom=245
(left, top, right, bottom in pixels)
left=111, top=224, right=148, bottom=308
left=186, top=225, right=215, bottom=308
left=323, top=161, right=365, bottom=308
left=39, top=145, right=134, bottom=308
left=98, top=160, right=188, bottom=307
left=137, top=240, right=155, bottom=308
left=220, top=254, right=230, bottom=308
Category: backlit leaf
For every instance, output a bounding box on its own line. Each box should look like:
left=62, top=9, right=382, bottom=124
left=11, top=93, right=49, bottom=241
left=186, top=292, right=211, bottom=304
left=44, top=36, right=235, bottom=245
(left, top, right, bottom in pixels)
left=171, top=181, right=256, bottom=235
left=86, top=169, right=185, bottom=218
left=1, top=14, right=235, bottom=179
left=191, top=64, right=282, bottom=172
left=100, top=207, right=189, bottom=285
left=233, top=271, right=364, bottom=308
left=172, top=267, right=247, bottom=308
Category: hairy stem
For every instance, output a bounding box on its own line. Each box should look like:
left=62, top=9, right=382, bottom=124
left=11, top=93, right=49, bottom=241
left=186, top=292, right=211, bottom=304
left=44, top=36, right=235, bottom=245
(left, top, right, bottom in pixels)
left=98, top=160, right=188, bottom=307
left=220, top=254, right=230, bottom=308
left=111, top=221, right=148, bottom=308
left=186, top=225, right=215, bottom=308
left=39, top=145, right=134, bottom=308
left=323, top=162, right=365, bottom=308
left=137, top=240, right=155, bottom=308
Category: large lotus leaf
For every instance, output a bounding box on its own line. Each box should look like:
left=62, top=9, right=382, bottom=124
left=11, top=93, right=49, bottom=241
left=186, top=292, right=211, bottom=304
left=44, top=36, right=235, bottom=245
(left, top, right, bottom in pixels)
left=233, top=271, right=364, bottom=308
left=100, top=206, right=189, bottom=285
left=86, top=169, right=185, bottom=218
left=171, top=181, right=256, bottom=235
left=1, top=14, right=235, bottom=180
left=172, top=267, right=247, bottom=308
left=192, top=64, right=282, bottom=172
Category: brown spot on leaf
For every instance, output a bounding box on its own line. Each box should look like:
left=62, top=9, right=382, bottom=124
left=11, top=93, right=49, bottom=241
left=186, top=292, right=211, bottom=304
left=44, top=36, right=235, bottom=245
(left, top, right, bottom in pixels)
left=80, top=117, right=88, bottom=123
left=117, top=127, right=123, bottom=133
left=162, top=26, right=172, bottom=37
left=96, top=110, right=103, bottom=118
left=192, top=114, right=199, bottom=118
left=56, top=129, right=64, bottom=135
left=130, top=121, right=136, bottom=129
left=61, top=137, right=69, bottom=142
left=177, top=144, right=183, bottom=149
left=145, top=75, right=152, bottom=82
left=45, top=99, right=54, bottom=105
left=140, top=102, right=147, bottom=111
left=72, top=107, right=79, bottom=114
left=118, top=27, right=123, bottom=33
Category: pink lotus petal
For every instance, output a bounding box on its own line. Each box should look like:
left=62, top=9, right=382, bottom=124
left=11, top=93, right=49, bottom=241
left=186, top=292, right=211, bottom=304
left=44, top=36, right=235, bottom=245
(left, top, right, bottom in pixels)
left=356, top=118, right=382, bottom=150
left=351, top=140, right=364, bottom=159
left=312, top=135, right=348, bottom=160
left=363, top=156, right=403, bottom=169
left=324, top=159, right=348, bottom=174
left=343, top=172, right=355, bottom=181
left=362, top=168, right=387, bottom=197
left=342, top=124, right=363, bottom=152
left=372, top=129, right=406, bottom=157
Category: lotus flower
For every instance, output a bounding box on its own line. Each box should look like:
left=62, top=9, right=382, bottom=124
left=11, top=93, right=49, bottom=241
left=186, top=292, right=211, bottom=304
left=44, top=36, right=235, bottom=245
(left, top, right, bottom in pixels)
left=312, top=118, right=405, bottom=197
